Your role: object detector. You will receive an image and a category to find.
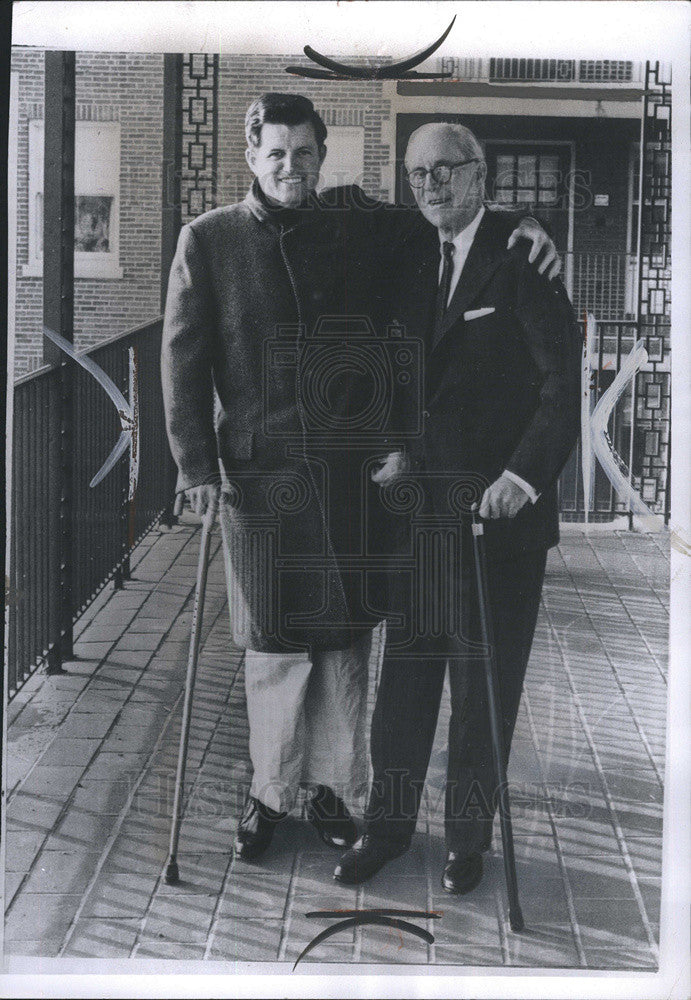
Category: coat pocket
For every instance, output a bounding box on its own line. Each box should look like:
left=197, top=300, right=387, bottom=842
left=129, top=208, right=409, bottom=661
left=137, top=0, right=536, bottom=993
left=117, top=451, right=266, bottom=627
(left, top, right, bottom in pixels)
left=463, top=306, right=496, bottom=321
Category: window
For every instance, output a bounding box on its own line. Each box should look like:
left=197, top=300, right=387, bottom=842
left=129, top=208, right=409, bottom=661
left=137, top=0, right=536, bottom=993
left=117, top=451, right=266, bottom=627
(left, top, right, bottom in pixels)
left=485, top=142, right=573, bottom=297
left=25, top=120, right=122, bottom=279
left=493, top=152, right=561, bottom=206
left=317, top=126, right=365, bottom=191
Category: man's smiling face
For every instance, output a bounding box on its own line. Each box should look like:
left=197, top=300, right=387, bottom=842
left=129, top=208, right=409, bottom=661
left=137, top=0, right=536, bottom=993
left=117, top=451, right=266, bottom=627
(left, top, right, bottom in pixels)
left=405, top=125, right=486, bottom=237
left=246, top=121, right=326, bottom=208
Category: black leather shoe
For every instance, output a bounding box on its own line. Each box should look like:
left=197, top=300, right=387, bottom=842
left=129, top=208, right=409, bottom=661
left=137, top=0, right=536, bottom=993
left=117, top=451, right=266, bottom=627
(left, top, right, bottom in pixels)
left=441, top=851, right=483, bottom=895
left=304, top=785, right=357, bottom=849
left=233, top=796, right=285, bottom=863
left=333, top=834, right=408, bottom=885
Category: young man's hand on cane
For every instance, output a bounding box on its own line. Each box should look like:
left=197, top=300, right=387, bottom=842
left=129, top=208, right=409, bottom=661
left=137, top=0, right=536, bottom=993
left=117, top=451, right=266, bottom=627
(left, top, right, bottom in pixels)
left=186, top=484, right=220, bottom=519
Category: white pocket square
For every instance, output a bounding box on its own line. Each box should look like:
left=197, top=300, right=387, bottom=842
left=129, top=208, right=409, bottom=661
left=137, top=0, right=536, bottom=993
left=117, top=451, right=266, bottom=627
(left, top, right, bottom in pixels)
left=464, top=307, right=495, bottom=320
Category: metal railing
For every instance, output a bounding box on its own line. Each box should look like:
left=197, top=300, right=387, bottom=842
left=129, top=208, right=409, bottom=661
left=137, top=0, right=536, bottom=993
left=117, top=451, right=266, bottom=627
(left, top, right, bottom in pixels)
left=7, top=312, right=669, bottom=697
left=566, top=252, right=638, bottom=322
left=7, top=316, right=177, bottom=699
left=558, top=318, right=671, bottom=522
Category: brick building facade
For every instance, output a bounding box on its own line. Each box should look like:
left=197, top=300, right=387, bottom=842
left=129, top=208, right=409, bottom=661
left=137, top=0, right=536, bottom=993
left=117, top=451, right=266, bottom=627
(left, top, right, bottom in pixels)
left=10, top=48, right=649, bottom=373
left=8, top=49, right=671, bottom=519
left=10, top=49, right=394, bottom=376
left=11, top=49, right=165, bottom=374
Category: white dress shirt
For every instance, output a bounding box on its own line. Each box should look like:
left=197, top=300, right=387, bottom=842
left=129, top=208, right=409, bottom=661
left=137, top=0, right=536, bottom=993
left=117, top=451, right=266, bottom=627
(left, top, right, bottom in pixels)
left=438, top=205, right=539, bottom=505
left=438, top=205, right=485, bottom=306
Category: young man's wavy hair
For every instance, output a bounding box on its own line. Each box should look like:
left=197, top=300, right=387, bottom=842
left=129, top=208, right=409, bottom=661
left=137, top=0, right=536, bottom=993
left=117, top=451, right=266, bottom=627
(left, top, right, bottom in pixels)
left=245, top=93, right=328, bottom=149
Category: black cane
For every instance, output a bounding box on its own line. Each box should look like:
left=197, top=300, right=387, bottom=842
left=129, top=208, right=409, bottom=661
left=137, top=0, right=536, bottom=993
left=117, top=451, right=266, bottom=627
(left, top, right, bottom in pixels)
left=165, top=495, right=218, bottom=884
left=470, top=507, right=524, bottom=932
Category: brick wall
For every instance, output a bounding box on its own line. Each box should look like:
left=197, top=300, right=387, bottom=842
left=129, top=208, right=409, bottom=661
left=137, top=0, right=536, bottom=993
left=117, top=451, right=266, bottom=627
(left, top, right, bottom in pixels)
left=11, top=50, right=393, bottom=377
left=12, top=47, right=42, bottom=375
left=11, top=49, right=164, bottom=376
left=12, top=50, right=637, bottom=374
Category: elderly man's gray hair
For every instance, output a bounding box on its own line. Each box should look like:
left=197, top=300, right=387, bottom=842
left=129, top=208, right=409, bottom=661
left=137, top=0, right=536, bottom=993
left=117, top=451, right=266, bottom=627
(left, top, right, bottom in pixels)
left=406, top=122, right=485, bottom=164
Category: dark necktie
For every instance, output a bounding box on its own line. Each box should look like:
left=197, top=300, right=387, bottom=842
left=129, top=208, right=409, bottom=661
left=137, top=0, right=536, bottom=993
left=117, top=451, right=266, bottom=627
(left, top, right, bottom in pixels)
left=433, top=240, right=455, bottom=347
left=436, top=241, right=455, bottom=325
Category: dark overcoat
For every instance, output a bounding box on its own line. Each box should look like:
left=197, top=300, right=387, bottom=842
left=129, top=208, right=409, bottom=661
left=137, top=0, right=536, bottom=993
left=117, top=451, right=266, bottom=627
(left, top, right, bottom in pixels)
left=161, top=182, right=416, bottom=653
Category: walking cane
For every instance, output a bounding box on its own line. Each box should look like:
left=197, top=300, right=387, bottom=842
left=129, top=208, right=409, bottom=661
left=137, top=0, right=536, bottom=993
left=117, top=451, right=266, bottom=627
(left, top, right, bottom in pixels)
left=165, top=493, right=218, bottom=885
left=470, top=506, right=524, bottom=932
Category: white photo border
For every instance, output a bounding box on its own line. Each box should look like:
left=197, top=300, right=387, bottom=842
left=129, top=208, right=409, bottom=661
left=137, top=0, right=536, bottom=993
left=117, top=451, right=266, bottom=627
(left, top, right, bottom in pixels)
left=5, top=3, right=690, bottom=998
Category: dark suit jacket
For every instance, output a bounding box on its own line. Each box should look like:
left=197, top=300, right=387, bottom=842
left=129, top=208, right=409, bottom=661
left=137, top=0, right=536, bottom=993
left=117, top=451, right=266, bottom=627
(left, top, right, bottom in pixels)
left=389, top=208, right=582, bottom=562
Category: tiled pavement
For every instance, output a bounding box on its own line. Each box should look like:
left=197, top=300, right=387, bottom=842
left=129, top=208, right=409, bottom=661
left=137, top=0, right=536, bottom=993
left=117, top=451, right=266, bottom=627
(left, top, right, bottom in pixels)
left=3, top=518, right=668, bottom=968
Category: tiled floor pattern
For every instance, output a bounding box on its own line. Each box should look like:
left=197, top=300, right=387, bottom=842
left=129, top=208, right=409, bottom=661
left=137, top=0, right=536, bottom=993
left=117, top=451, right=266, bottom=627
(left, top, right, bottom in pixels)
left=4, top=521, right=668, bottom=968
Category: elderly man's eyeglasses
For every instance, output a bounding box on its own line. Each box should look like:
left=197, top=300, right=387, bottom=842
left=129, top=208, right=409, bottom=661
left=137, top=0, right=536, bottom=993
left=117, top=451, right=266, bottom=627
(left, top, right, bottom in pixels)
left=406, top=159, right=479, bottom=189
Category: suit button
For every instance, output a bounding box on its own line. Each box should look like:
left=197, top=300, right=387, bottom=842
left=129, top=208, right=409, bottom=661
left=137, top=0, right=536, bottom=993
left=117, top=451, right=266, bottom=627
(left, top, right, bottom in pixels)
left=422, top=410, right=430, bottom=419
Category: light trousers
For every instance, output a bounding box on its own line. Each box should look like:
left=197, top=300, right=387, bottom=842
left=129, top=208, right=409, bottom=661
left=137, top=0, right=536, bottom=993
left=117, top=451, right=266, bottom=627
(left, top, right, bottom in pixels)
left=244, top=631, right=372, bottom=814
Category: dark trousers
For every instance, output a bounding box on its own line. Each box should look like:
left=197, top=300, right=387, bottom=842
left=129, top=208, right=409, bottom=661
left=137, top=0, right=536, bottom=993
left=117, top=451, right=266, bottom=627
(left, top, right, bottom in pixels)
left=365, top=547, right=547, bottom=854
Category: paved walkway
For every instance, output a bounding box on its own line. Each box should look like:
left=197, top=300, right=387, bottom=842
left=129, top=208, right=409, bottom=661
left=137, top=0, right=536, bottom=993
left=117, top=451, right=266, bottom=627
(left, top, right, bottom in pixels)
left=3, top=518, right=668, bottom=968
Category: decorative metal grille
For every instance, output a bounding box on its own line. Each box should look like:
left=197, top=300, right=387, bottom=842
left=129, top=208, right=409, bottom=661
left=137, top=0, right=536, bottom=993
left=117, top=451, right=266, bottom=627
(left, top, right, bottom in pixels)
left=632, top=61, right=671, bottom=520
left=568, top=253, right=638, bottom=321
left=180, top=54, right=219, bottom=225
left=578, top=61, right=634, bottom=83
left=316, top=108, right=365, bottom=127
left=438, top=58, right=640, bottom=85
left=489, top=58, right=575, bottom=82
left=439, top=57, right=482, bottom=80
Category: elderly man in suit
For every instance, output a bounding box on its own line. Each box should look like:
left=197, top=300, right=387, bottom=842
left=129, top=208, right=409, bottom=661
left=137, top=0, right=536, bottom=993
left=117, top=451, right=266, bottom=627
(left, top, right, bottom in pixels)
left=335, top=122, right=581, bottom=893
left=162, top=97, right=559, bottom=868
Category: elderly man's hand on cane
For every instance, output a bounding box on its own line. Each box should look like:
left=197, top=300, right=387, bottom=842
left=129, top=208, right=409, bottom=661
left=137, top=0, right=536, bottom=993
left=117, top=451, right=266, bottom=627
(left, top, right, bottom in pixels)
left=479, top=475, right=530, bottom=520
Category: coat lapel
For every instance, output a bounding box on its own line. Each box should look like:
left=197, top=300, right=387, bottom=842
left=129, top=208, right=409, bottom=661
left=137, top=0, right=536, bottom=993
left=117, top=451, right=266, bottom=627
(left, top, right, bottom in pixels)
left=432, top=210, right=510, bottom=351
left=417, top=245, right=440, bottom=343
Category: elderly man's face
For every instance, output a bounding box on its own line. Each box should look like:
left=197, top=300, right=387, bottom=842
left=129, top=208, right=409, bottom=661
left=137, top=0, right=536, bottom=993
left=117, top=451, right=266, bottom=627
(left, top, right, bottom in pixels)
left=246, top=122, right=326, bottom=208
left=405, top=127, right=486, bottom=235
